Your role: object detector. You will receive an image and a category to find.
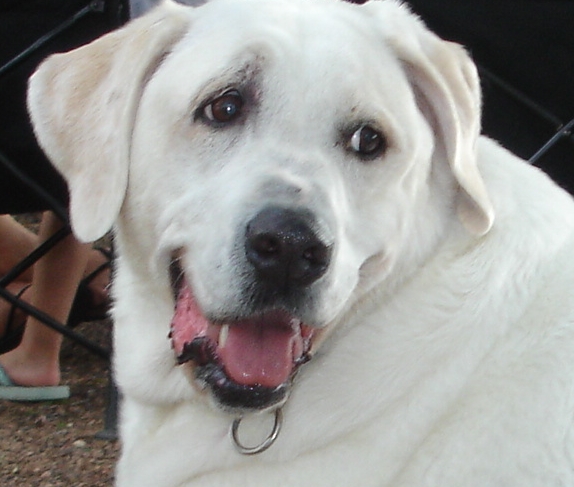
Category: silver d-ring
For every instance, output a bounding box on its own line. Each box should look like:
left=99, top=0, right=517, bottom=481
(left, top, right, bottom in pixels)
left=231, top=408, right=283, bottom=455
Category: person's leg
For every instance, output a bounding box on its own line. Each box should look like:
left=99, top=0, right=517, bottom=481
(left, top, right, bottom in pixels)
left=1, top=212, right=111, bottom=335
left=0, top=212, right=90, bottom=386
left=0, top=214, right=36, bottom=280
left=0, top=215, right=37, bottom=342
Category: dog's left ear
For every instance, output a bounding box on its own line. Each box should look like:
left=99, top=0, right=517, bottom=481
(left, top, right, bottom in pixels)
left=372, top=2, right=494, bottom=236
left=27, top=1, right=191, bottom=242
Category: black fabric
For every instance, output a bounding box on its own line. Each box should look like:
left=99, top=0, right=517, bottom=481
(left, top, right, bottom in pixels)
left=0, top=0, right=127, bottom=214
left=406, top=0, right=574, bottom=194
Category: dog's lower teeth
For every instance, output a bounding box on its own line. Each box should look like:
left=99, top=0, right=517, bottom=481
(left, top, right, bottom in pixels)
left=219, top=324, right=230, bottom=347
left=289, top=318, right=302, bottom=329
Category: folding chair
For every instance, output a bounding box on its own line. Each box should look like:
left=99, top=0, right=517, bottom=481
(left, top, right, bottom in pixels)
left=0, top=0, right=128, bottom=438
left=406, top=0, right=574, bottom=195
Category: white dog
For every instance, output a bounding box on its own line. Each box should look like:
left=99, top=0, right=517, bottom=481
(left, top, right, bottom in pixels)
left=27, top=0, right=574, bottom=485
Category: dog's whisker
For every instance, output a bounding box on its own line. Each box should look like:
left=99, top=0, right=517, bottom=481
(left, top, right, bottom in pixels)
left=169, top=252, right=186, bottom=301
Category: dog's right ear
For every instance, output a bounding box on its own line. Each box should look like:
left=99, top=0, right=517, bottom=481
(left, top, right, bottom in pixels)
left=368, top=1, right=494, bottom=236
left=27, top=0, right=191, bottom=242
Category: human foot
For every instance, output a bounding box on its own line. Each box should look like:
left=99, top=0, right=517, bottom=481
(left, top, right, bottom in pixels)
left=0, top=364, right=69, bottom=401
left=0, top=348, right=62, bottom=388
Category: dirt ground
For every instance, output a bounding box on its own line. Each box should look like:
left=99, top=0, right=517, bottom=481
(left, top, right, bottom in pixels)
left=0, top=320, right=119, bottom=487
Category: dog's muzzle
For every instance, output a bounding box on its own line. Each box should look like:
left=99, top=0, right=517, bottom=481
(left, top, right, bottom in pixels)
left=169, top=207, right=333, bottom=412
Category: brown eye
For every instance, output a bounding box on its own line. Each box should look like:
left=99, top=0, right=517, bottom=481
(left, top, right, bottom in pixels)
left=203, top=90, right=244, bottom=124
left=349, top=124, right=386, bottom=157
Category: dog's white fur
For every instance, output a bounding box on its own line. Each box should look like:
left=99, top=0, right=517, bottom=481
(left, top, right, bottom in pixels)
left=27, top=0, right=574, bottom=485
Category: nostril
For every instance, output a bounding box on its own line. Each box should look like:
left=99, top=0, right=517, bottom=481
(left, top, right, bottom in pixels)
left=303, top=244, right=330, bottom=267
left=246, top=233, right=285, bottom=275
left=291, top=242, right=332, bottom=284
left=251, top=234, right=281, bottom=258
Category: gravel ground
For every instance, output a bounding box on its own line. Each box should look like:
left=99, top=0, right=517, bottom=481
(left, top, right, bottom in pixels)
left=0, top=320, right=119, bottom=487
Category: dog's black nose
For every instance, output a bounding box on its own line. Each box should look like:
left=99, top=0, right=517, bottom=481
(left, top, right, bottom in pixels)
left=245, top=207, right=332, bottom=287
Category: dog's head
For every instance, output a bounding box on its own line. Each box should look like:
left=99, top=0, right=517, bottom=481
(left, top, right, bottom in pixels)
left=28, top=0, right=493, bottom=413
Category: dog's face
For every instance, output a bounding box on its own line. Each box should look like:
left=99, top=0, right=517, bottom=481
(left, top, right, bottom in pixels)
left=127, top=3, right=432, bottom=411
left=28, top=0, right=493, bottom=413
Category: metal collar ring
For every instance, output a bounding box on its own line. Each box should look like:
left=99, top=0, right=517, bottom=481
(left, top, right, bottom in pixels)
left=231, top=408, right=283, bottom=455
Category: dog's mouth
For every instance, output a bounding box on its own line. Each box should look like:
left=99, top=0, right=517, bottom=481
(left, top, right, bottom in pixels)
left=169, top=265, right=315, bottom=412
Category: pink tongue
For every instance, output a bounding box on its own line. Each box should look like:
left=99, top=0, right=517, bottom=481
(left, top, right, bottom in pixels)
left=219, top=318, right=301, bottom=388
left=170, top=283, right=302, bottom=388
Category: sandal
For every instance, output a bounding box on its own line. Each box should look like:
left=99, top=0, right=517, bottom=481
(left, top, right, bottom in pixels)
left=0, top=364, right=69, bottom=401
left=67, top=247, right=113, bottom=327
left=0, top=284, right=31, bottom=355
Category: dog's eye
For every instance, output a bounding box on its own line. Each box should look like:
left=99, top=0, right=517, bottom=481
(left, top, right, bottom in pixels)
left=349, top=124, right=386, bottom=158
left=202, top=90, right=244, bottom=124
